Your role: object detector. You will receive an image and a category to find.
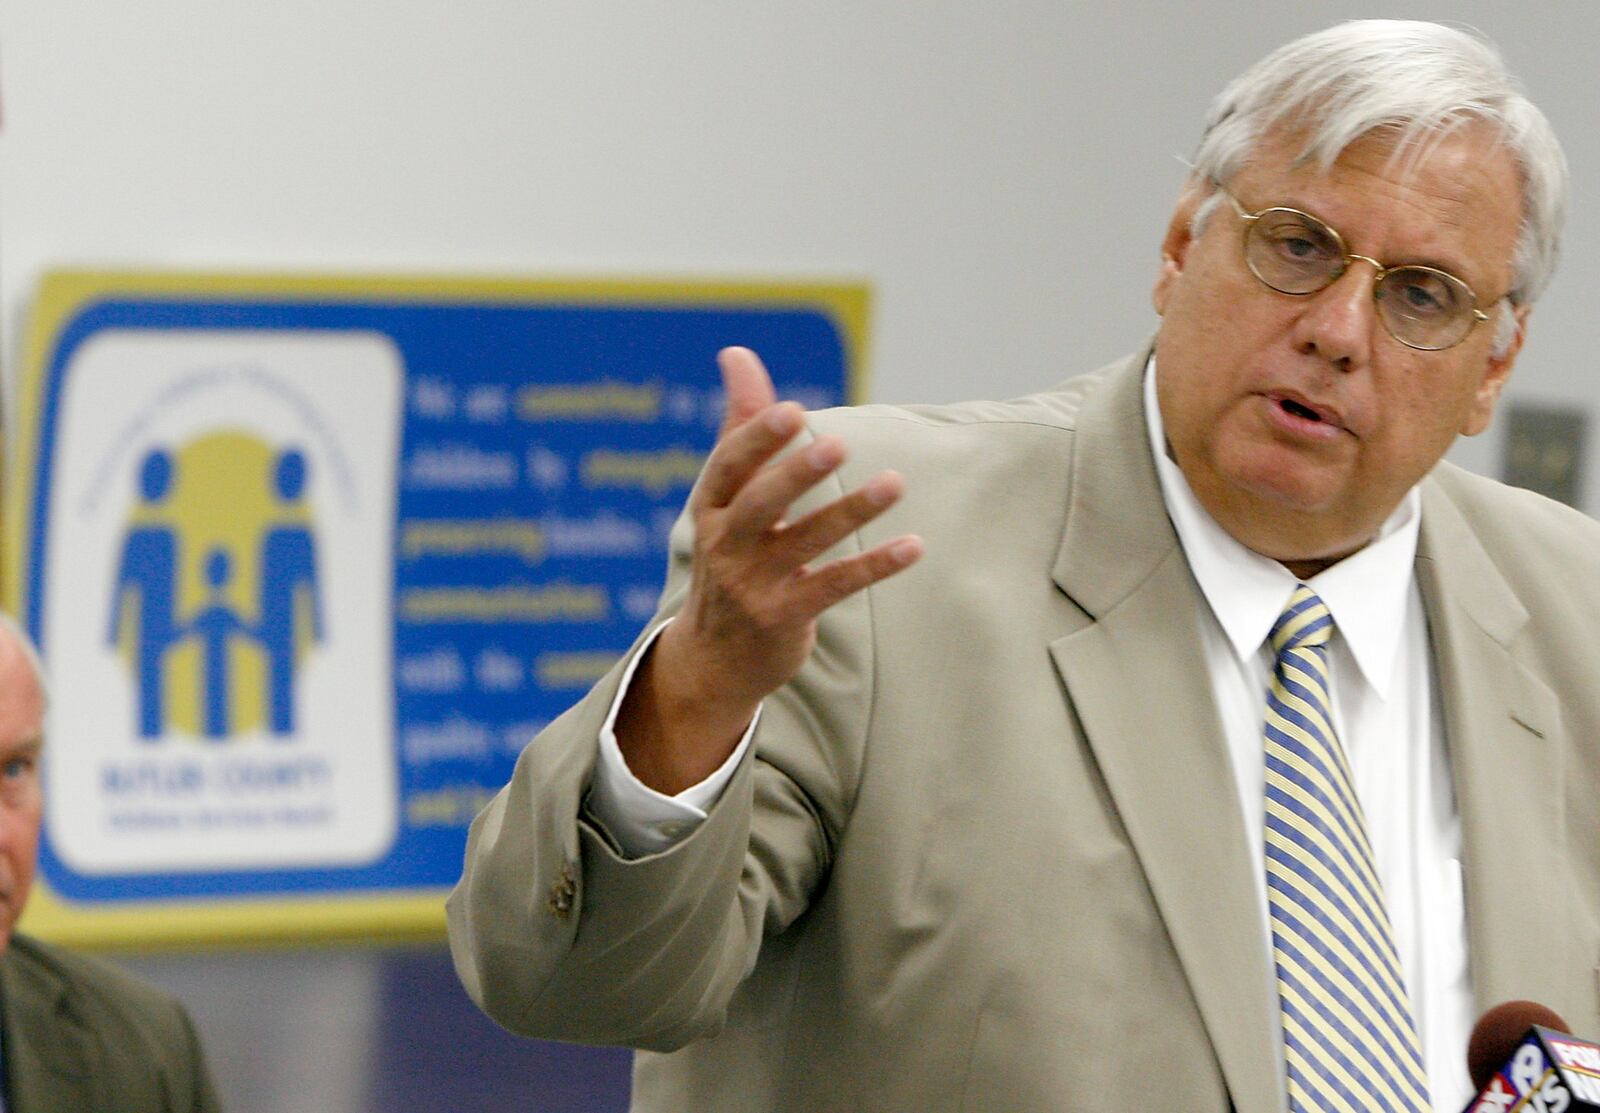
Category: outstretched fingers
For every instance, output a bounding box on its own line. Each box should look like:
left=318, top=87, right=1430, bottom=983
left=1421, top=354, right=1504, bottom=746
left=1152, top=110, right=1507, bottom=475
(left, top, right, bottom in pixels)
left=719, top=432, right=854, bottom=543
left=695, top=342, right=923, bottom=637
left=760, top=470, right=907, bottom=570
left=696, top=346, right=796, bottom=511
left=717, top=347, right=777, bottom=436
left=697, top=400, right=807, bottom=510
left=785, top=534, right=924, bottom=621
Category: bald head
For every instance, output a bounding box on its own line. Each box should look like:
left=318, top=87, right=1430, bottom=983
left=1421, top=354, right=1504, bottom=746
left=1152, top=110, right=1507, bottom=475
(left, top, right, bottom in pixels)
left=0, top=614, right=45, bottom=952
left=0, top=615, right=45, bottom=733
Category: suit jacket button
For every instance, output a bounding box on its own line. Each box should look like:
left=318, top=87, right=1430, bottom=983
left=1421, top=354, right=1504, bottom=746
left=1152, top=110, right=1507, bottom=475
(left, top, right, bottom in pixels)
left=548, top=863, right=577, bottom=919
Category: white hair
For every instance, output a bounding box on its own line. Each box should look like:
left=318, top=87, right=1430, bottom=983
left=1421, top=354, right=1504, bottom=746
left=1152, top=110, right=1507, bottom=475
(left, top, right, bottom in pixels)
left=0, top=611, right=48, bottom=715
left=1189, top=20, right=1568, bottom=355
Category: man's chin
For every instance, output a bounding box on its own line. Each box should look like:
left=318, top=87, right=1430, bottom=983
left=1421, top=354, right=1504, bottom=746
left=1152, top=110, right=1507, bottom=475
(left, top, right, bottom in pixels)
left=1225, top=454, right=1347, bottom=509
left=1185, top=449, right=1388, bottom=564
left=1210, top=476, right=1381, bottom=567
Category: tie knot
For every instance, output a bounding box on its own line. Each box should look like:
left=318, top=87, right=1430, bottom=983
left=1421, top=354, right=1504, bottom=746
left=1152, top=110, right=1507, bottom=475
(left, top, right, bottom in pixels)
left=1270, top=584, right=1332, bottom=654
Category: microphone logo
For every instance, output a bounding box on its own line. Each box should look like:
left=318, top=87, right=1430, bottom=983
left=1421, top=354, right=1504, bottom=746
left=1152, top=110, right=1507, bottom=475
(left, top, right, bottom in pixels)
left=1465, top=1022, right=1600, bottom=1112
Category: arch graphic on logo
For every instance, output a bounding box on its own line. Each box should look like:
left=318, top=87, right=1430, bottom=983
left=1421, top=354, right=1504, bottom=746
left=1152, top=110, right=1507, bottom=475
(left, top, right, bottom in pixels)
left=107, top=432, right=323, bottom=741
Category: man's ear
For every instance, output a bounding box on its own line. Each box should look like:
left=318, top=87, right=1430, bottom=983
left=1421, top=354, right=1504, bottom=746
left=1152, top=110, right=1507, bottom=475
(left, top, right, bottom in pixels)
left=1461, top=304, right=1529, bottom=436
left=1153, top=179, right=1208, bottom=315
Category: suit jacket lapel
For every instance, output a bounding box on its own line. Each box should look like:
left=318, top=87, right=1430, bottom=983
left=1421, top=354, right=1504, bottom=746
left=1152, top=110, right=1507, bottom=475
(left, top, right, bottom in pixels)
left=1048, top=352, right=1282, bottom=1113
left=0, top=944, right=100, bottom=1113
left=1416, top=478, right=1570, bottom=1013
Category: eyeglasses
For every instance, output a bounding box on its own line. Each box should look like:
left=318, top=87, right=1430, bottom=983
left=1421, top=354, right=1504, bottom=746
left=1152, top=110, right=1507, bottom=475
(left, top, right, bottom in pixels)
left=1219, top=187, right=1500, bottom=351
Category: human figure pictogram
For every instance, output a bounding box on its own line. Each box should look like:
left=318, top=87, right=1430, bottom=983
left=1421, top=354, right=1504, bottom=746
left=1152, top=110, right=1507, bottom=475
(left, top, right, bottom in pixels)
left=106, top=449, right=181, bottom=738
left=256, top=449, right=323, bottom=735
left=189, top=548, right=249, bottom=741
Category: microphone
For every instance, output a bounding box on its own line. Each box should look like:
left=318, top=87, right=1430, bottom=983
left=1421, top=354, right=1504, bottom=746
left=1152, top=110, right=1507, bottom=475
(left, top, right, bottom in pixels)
left=1464, top=1000, right=1600, bottom=1112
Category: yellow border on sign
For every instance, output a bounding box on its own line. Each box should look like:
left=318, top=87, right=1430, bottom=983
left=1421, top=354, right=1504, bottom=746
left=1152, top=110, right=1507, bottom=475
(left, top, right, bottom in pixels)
left=4, top=269, right=870, bottom=949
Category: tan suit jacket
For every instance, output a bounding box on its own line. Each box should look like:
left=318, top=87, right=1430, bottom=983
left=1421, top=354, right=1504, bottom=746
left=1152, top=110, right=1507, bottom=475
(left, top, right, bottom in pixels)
left=449, top=351, right=1600, bottom=1112
left=0, top=933, right=222, bottom=1112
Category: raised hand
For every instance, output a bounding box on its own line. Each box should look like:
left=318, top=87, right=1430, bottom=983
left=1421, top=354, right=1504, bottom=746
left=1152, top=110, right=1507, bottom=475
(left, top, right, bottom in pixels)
left=615, top=347, right=923, bottom=794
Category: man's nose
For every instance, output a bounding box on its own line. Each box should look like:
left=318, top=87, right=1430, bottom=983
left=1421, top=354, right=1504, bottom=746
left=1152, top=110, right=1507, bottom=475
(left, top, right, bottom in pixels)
left=1290, top=258, right=1380, bottom=370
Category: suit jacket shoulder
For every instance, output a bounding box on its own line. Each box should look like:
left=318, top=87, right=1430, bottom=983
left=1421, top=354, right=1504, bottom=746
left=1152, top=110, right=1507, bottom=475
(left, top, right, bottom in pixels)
left=800, top=360, right=1128, bottom=570
left=1428, top=459, right=1600, bottom=578
left=0, top=934, right=222, bottom=1113
left=1417, top=461, right=1600, bottom=1034
left=807, top=362, right=1113, bottom=444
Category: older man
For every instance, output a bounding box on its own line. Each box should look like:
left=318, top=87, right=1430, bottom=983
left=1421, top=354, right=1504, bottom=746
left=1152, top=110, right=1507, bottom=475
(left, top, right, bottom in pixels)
left=0, top=616, right=222, bottom=1112
left=450, top=20, right=1599, bottom=1112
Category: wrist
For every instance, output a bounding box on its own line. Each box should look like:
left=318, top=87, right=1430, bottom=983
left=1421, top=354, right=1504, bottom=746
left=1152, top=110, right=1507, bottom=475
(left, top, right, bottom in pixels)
left=652, top=623, right=761, bottom=737
left=615, top=625, right=758, bottom=795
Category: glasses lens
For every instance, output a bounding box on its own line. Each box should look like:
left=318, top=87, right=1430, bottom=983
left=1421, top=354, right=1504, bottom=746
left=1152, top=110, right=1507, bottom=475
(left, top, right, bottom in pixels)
left=1375, top=268, right=1475, bottom=350
left=1245, top=210, right=1344, bottom=294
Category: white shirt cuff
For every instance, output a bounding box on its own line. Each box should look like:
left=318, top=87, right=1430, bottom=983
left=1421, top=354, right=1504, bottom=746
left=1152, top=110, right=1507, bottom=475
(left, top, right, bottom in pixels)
left=588, top=618, right=760, bottom=857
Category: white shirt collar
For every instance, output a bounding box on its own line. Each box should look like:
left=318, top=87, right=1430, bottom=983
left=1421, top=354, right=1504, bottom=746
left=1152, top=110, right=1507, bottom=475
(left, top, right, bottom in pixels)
left=1142, top=357, right=1420, bottom=697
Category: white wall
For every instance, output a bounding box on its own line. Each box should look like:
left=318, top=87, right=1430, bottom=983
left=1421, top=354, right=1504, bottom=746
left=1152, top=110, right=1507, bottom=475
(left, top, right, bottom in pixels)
left=3, top=2, right=1597, bottom=502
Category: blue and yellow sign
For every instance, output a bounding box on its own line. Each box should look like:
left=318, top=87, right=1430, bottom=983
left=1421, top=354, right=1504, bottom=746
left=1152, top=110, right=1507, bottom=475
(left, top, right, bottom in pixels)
left=4, top=271, right=865, bottom=946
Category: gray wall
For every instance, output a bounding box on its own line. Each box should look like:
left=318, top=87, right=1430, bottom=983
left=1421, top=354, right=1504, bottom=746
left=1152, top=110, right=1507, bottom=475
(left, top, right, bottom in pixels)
left=3, top=3, right=1598, bottom=499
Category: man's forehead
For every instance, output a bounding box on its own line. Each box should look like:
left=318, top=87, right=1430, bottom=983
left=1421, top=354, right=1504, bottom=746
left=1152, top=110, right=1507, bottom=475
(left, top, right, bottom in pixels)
left=0, top=635, right=45, bottom=748
left=1234, top=127, right=1523, bottom=272
left=1240, top=124, right=1520, bottom=213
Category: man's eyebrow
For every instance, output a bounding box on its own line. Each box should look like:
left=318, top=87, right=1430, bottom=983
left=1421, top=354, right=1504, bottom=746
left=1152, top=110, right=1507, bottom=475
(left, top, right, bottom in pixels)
left=1385, top=243, right=1478, bottom=278
left=1275, top=196, right=1486, bottom=285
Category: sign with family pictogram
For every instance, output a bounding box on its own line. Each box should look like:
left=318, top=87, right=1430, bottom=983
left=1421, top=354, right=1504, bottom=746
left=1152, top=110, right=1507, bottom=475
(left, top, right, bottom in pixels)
left=4, top=271, right=864, bottom=945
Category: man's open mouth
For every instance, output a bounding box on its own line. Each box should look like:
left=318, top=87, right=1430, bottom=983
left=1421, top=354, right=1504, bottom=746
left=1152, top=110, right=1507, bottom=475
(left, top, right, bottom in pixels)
left=1280, top=398, right=1323, bottom=422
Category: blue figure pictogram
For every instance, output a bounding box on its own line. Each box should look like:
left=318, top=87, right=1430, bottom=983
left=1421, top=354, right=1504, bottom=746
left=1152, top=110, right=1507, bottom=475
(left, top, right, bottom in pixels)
left=256, top=449, right=323, bottom=735
left=189, top=548, right=249, bottom=740
left=108, top=440, right=325, bottom=741
left=107, top=449, right=181, bottom=738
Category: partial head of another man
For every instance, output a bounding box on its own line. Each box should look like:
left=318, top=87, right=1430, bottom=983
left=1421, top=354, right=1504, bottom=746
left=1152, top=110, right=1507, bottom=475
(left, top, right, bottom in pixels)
left=1152, top=20, right=1568, bottom=577
left=0, top=615, right=45, bottom=954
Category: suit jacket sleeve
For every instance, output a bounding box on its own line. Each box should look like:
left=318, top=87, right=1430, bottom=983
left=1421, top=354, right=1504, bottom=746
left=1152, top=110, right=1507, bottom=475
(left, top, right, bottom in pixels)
left=446, top=423, right=878, bottom=1050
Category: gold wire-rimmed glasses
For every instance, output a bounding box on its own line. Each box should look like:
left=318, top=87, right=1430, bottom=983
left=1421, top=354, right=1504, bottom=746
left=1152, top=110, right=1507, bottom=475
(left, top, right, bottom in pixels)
left=1218, top=187, right=1499, bottom=351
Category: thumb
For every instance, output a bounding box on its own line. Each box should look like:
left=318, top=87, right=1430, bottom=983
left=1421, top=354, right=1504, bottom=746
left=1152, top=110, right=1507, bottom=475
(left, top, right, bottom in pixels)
left=717, top=347, right=778, bottom=435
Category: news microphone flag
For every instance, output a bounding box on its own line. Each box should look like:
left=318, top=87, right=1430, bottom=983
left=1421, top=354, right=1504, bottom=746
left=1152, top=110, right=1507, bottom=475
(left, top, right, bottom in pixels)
left=1465, top=1027, right=1600, bottom=1112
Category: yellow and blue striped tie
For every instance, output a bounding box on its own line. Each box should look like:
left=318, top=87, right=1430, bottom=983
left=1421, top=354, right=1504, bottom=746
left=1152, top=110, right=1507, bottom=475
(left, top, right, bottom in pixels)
left=1263, top=585, right=1429, bottom=1112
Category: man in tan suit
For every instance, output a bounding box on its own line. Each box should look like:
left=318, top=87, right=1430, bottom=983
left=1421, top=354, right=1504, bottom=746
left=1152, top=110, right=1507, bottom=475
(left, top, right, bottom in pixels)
left=450, top=21, right=1600, bottom=1111
left=0, top=616, right=223, bottom=1112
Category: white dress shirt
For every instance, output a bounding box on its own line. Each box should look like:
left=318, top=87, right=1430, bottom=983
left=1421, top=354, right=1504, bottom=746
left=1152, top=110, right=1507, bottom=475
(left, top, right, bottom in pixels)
left=1143, top=361, right=1473, bottom=1110
left=588, top=360, right=1475, bottom=1108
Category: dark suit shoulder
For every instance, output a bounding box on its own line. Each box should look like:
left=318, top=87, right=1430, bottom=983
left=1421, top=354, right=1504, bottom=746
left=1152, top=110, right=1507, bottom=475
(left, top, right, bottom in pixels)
left=7, top=933, right=188, bottom=1029
left=3, top=934, right=222, bottom=1112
